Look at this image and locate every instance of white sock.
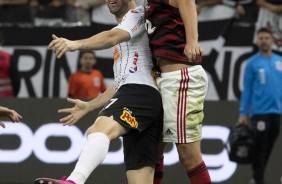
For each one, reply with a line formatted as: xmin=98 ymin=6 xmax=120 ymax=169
xmin=67 ymin=132 xmax=110 ymax=184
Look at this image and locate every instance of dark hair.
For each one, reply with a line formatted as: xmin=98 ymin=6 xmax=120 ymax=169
xmin=77 ymin=50 xmax=96 ymax=70
xmin=78 ymin=50 xmax=96 ymax=60
xmin=257 ymin=27 xmax=272 ymax=35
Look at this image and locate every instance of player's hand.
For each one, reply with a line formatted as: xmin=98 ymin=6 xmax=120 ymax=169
xmin=0 ymin=106 xmax=22 ymax=128
xmin=237 ymin=116 xmax=248 ymax=125
xmin=0 ymin=121 xmax=5 ymax=128
xmin=184 ymin=43 xmax=204 ymax=63
xmin=58 ymin=98 xmax=90 ymax=126
xmin=48 ymin=34 xmax=77 ymax=59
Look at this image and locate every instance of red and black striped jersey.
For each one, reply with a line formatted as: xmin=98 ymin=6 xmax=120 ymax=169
xmin=145 ymin=0 xmax=195 ymax=64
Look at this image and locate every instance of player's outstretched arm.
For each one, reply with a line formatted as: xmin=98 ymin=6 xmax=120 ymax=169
xmin=48 ymin=34 xmax=78 ymax=59
xmin=49 ymin=28 xmax=130 ymax=59
xmin=58 ymin=86 xmax=115 ymax=126
xmin=0 ymin=106 xmax=22 ymax=128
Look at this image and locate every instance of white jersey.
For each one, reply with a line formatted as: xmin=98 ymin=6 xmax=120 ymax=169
xmin=112 ymin=6 xmax=156 ymax=90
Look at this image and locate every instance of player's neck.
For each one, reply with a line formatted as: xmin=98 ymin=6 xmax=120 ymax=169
xmin=116 ymin=3 xmax=137 ymax=23
xmin=260 ymin=50 xmax=272 ymax=58
xmin=81 ymin=67 xmax=93 ymax=73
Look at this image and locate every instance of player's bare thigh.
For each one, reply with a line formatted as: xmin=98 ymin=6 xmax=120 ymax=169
xmin=126 ymin=166 xmax=155 ymax=184
xmin=86 ymin=115 xmax=129 ymax=140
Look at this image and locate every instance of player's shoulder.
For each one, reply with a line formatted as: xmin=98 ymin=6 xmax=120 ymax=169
xmin=126 ymin=6 xmax=144 ymax=16
xmin=131 ymin=6 xmax=144 ymax=13
xmin=272 ymin=52 xmax=282 ymax=60
xmin=71 ymin=70 xmax=86 ymax=77
xmin=92 ymin=69 xmax=103 ymax=76
xmin=248 ymin=53 xmax=260 ymax=63
xmin=121 ymin=6 xmax=144 ymax=24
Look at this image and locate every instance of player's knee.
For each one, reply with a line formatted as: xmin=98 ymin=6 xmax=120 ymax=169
xmin=177 ymin=143 xmax=203 ymax=170
xmin=86 ymin=126 xmax=95 ymax=136
xmin=127 ymin=166 xmax=154 ymax=184
xmin=180 ymin=156 xmax=202 ymax=170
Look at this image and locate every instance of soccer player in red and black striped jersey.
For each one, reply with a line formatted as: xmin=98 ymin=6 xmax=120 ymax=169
xmin=145 ymin=0 xmax=211 ymax=183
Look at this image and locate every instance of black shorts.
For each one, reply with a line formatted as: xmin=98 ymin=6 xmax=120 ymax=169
xmin=98 ymin=84 xmax=163 ymax=170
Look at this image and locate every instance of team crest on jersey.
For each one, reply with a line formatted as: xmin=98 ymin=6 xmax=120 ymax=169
xmin=120 ymin=108 xmax=138 ymax=128
xmin=275 ymin=61 xmax=282 ymax=71
xmin=129 ymin=52 xmax=138 ymax=73
xmin=114 ymin=47 xmax=120 ymax=62
xmin=92 ymin=77 xmax=101 ymax=87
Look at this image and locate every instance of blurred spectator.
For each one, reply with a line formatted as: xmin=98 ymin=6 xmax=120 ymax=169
xmin=0 ymin=0 xmax=32 ymax=25
xmin=0 ymin=31 xmax=14 ymax=97
xmin=256 ymin=0 xmax=282 ymax=51
xmin=68 ymin=50 xmax=107 ymax=99
xmin=257 ymin=0 xmax=282 ymax=12
xmin=70 ymin=0 xmax=116 ymax=25
xmin=31 ymin=0 xmax=93 ymax=26
xmin=238 ymin=27 xmax=282 ymax=184
xmin=31 ymin=0 xmax=68 ymax=26
xmin=65 ymin=0 xmax=91 ymax=25
xmin=89 ymin=0 xmax=116 ymax=25
xmin=196 ymin=0 xmax=258 ymax=24
xmin=196 ymin=0 xmax=222 ymax=14
xmin=222 ymin=0 xmax=258 ymax=26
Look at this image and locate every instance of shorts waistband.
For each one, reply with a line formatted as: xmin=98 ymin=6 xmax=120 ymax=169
xmin=160 ymin=65 xmax=203 ymax=77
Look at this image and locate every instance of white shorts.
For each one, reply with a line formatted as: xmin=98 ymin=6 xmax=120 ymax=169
xmin=157 ymin=65 xmax=208 ymax=143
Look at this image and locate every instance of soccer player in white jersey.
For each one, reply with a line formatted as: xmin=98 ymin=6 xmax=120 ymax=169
xmin=34 ymin=0 xmax=162 ymax=184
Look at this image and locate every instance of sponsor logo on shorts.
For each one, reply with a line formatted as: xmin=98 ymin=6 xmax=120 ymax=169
xmin=120 ymin=109 xmax=138 ymax=128
xmin=165 ymin=129 xmax=173 ymax=135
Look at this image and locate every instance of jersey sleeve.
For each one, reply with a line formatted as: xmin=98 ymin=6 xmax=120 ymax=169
xmin=114 ymin=7 xmax=145 ymax=39
xmin=239 ymin=60 xmax=253 ymax=116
